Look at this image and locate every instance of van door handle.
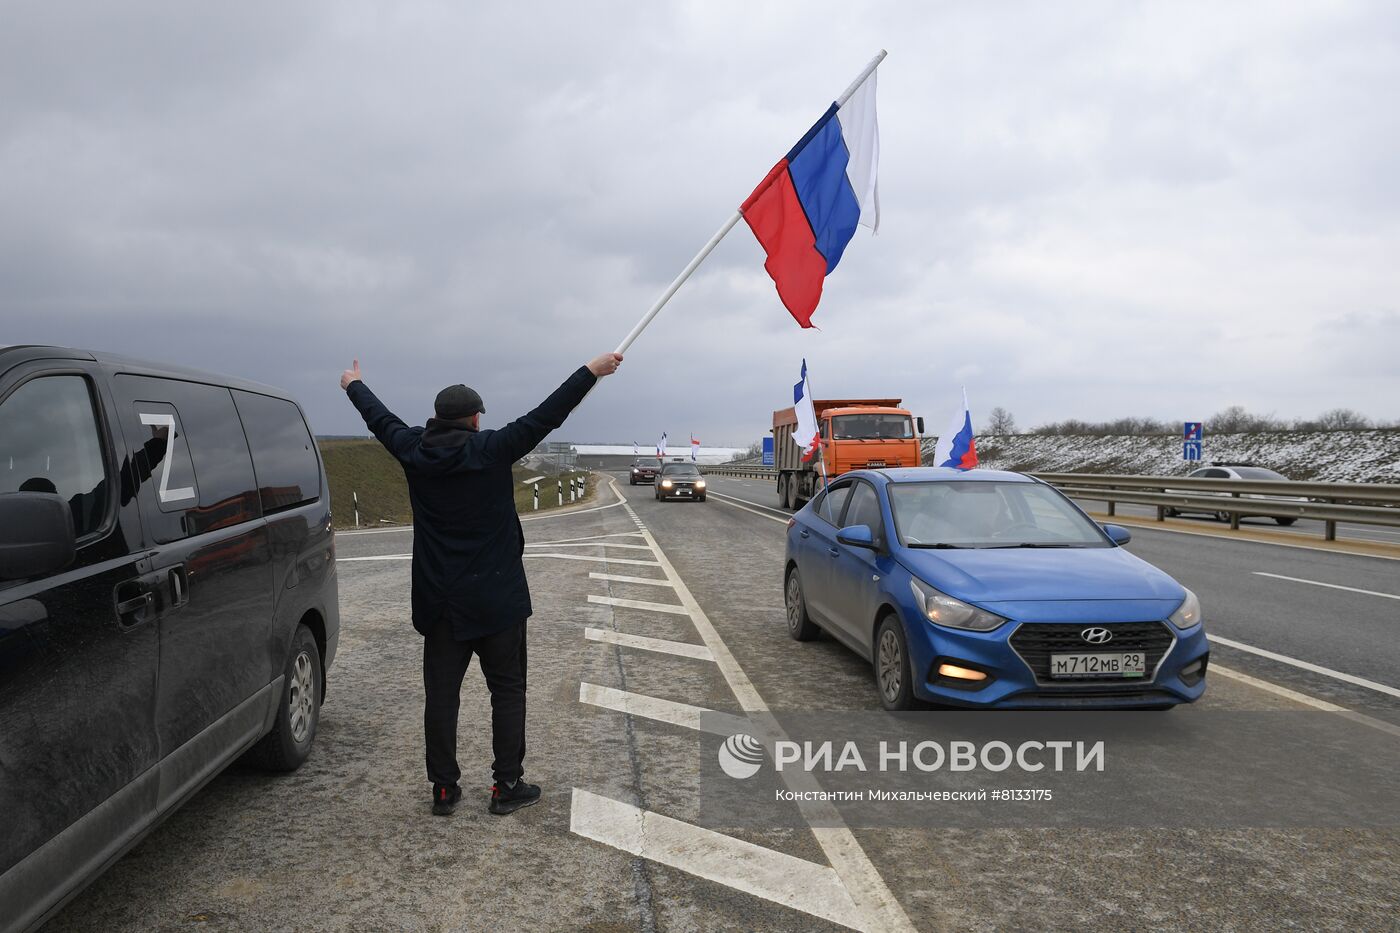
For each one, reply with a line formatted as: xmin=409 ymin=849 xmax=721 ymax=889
xmin=114 ymin=586 xmax=154 ymax=626
xmin=168 ymin=565 xmax=189 ymax=609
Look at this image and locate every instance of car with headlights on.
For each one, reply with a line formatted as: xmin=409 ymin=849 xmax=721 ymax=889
xmin=629 ymin=457 xmax=662 ymax=485
xmin=655 ymin=462 xmax=707 ymax=502
xmin=783 ymin=468 xmax=1208 ymax=710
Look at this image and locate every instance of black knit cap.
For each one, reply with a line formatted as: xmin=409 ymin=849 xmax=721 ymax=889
xmin=434 ymin=384 xmax=484 ymax=419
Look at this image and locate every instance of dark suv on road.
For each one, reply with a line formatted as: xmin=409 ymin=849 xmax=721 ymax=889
xmin=630 ymin=457 xmax=662 ymax=485
xmin=0 ymin=346 xmax=340 ymax=932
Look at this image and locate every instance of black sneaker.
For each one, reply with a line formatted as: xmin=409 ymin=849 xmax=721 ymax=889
xmin=489 ymin=779 xmax=541 ymax=815
xmin=431 ymin=783 xmax=462 ymax=816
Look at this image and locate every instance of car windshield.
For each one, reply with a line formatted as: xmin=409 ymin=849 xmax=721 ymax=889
xmin=636 ymin=459 xmax=661 ymax=468
xmin=1230 ymin=467 xmax=1287 ymax=481
xmin=888 ymin=481 xmax=1110 ymax=548
xmin=831 ymin=414 xmax=913 ymax=440
xmin=662 ymin=464 xmax=700 ymax=476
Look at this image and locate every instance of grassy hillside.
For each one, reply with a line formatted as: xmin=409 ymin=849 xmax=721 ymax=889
xmin=318 ymin=439 xmax=594 ymax=527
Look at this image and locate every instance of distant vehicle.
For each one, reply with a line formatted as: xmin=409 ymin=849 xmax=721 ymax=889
xmin=0 ymin=346 xmax=339 ymax=931
xmin=1166 ymin=464 xmax=1306 ymax=526
xmin=630 ymin=457 xmax=662 ymax=485
xmin=655 ymin=462 xmax=707 ymax=502
xmin=784 ymin=468 xmax=1208 ymax=711
xmin=772 ymin=398 xmax=924 ymax=510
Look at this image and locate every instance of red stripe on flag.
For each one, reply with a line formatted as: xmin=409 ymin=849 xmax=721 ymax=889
xmin=741 ymin=160 xmax=828 ymax=328
xmin=958 ymin=438 xmax=979 ymax=470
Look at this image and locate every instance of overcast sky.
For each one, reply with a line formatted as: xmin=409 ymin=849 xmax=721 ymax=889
xmin=4 ymin=1 xmax=1397 ymax=443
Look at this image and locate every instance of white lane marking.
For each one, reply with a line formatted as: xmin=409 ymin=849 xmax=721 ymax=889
xmin=589 ymin=572 xmax=675 ymax=588
xmin=523 ymin=542 xmax=653 ymax=551
xmin=336 ymin=526 xmax=412 ymax=537
xmin=1081 ymin=514 xmax=1400 ymax=563
xmin=521 ymin=486 xmax=625 ymax=522
xmin=521 ymin=475 xmax=546 ymax=484
xmin=578 ymin=683 xmax=745 ymax=735
xmin=619 ymin=499 xmax=916 ymax=933
xmin=530 ymin=532 xmax=646 ymax=546
xmin=336 ymin=554 xmax=411 ymax=562
xmin=1210 ymin=665 xmax=1400 ymax=738
xmin=1252 ymin=571 xmax=1400 ymax=601
xmin=585 ymin=628 xmax=714 ymax=661
xmin=707 ymin=491 xmax=790 ymax=525
xmin=587 ymin=594 xmax=689 ymax=616
xmin=570 ymin=789 xmax=866 ymax=933
xmin=523 ymin=553 xmax=661 ymax=567
xmin=1209 ymin=663 xmax=1345 ymax=711
xmin=1209 ymin=634 xmax=1400 ymax=700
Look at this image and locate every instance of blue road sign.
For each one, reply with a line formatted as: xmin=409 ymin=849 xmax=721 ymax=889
xmin=1184 ymin=422 xmax=1203 ymax=441
xmin=1184 ymin=440 xmax=1203 ymax=461
xmin=762 ymin=437 xmax=775 ymax=466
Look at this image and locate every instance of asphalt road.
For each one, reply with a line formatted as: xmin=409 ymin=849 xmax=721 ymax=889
xmin=47 ymin=474 xmax=1399 ymax=932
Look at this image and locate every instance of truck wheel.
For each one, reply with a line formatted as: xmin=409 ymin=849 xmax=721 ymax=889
xmin=785 ymin=568 xmax=820 ymax=641
xmin=777 ymin=473 xmax=790 ymax=510
xmin=247 ymin=624 xmax=321 ymax=772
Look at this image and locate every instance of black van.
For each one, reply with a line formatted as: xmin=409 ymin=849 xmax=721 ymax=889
xmin=0 ymin=346 xmax=339 ymax=931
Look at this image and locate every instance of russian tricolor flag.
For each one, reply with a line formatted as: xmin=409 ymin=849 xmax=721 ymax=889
xmin=933 ymin=389 xmax=979 ymax=471
xmin=741 ymin=69 xmax=880 ymax=328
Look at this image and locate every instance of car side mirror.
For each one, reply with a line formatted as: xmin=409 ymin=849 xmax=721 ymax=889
xmin=0 ymin=492 xmax=77 ymax=580
xmin=836 ymin=524 xmax=877 ymax=549
xmin=1101 ymin=523 xmax=1132 ymax=546
xmin=916 ymin=416 xmax=925 ymax=435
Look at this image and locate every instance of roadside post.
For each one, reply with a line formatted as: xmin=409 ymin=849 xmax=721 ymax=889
xmin=558 ymin=479 xmax=563 ymax=506
xmin=580 ymin=475 xmax=586 ymax=498
xmin=353 ymin=491 xmax=360 ymax=528
xmin=533 ymin=482 xmax=539 ymax=511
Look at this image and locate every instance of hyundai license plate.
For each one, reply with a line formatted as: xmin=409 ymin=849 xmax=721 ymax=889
xmin=1049 ymin=652 xmax=1146 ymax=678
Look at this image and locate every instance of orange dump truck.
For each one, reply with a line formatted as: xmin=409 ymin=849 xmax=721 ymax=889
xmin=771 ymin=399 xmax=925 ymax=509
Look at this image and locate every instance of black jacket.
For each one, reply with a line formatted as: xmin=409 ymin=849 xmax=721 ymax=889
xmin=347 ymin=366 xmax=597 ymax=638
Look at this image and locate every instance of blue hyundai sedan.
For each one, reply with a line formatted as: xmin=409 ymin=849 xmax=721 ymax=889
xmin=783 ymin=468 xmax=1209 ymax=710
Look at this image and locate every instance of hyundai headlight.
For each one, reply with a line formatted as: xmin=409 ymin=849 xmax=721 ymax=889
xmin=1168 ymin=588 xmax=1202 ymax=630
xmin=909 ymin=578 xmax=1006 ymax=632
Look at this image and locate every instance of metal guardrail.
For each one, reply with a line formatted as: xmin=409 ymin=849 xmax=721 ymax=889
xmin=1032 ymin=473 xmax=1400 ymax=541
xmin=701 ymin=466 xmax=1400 ymax=541
xmin=702 ymin=465 xmax=778 ymax=479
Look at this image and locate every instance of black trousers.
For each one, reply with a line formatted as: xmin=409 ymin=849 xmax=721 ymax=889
xmin=422 ymin=614 xmax=527 ymax=787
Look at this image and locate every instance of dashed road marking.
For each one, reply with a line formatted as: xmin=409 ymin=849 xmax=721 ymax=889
xmin=578 ymin=682 xmax=745 ymax=735
xmin=1253 ymin=571 xmax=1400 ymax=601
xmin=589 ymin=571 xmax=675 ymax=588
xmin=524 ymin=542 xmax=654 ymax=550
xmin=1211 ymin=664 xmax=1400 ymax=737
xmin=531 ymin=532 xmax=647 ymax=546
xmin=336 ymin=554 xmax=411 ymax=562
xmin=587 ymin=594 xmax=690 ymax=616
xmin=523 ymin=553 xmax=661 ymax=567
xmin=706 ymin=490 xmax=790 ymax=524
xmin=585 ymin=628 xmax=714 ymax=661
xmin=1209 ymin=634 xmax=1400 ymax=700
xmin=569 ymin=789 xmax=867 ymax=933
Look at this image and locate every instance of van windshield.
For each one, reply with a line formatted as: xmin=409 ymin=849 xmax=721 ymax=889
xmin=832 ymin=414 xmax=913 ymax=440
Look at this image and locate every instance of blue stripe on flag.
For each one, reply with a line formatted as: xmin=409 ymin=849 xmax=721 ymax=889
xmin=786 ymin=109 xmax=861 ymax=274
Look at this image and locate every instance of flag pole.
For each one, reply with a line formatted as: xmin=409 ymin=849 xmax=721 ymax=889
xmin=614 ymin=210 xmax=743 ymax=355
xmin=612 ymin=49 xmax=888 ymax=355
xmin=803 ymin=365 xmax=832 ymax=494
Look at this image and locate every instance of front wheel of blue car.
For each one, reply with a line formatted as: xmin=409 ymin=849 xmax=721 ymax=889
xmin=875 ymin=614 xmax=916 ymax=711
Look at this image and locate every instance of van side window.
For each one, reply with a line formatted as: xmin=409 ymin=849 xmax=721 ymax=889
xmin=115 ymin=376 xmax=262 ymax=542
xmin=0 ymin=375 xmax=109 ymax=539
xmin=233 ymin=391 xmax=321 ymax=513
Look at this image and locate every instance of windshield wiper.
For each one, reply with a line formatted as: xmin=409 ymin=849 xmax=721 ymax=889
xmin=908 ymin=542 xmax=969 ymax=549
xmin=982 ymin=543 xmax=1082 ymax=549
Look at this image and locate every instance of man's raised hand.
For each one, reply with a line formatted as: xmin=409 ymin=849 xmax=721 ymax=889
xmin=587 ymin=352 xmax=624 ymax=378
xmin=340 ymin=359 xmax=362 ymax=390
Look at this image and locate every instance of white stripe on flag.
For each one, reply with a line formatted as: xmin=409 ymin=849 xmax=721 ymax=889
xmin=837 ymin=69 xmax=880 ymax=232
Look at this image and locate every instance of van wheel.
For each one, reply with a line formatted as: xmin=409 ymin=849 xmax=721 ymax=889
xmin=1215 ymin=511 xmax=1230 ymax=523
xmin=875 ymin=615 xmax=917 ymax=711
xmin=785 ymin=568 xmax=820 ymax=641
xmin=248 ymin=624 xmax=321 ymax=772
xmin=1275 ymin=517 xmax=1296 ymax=526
